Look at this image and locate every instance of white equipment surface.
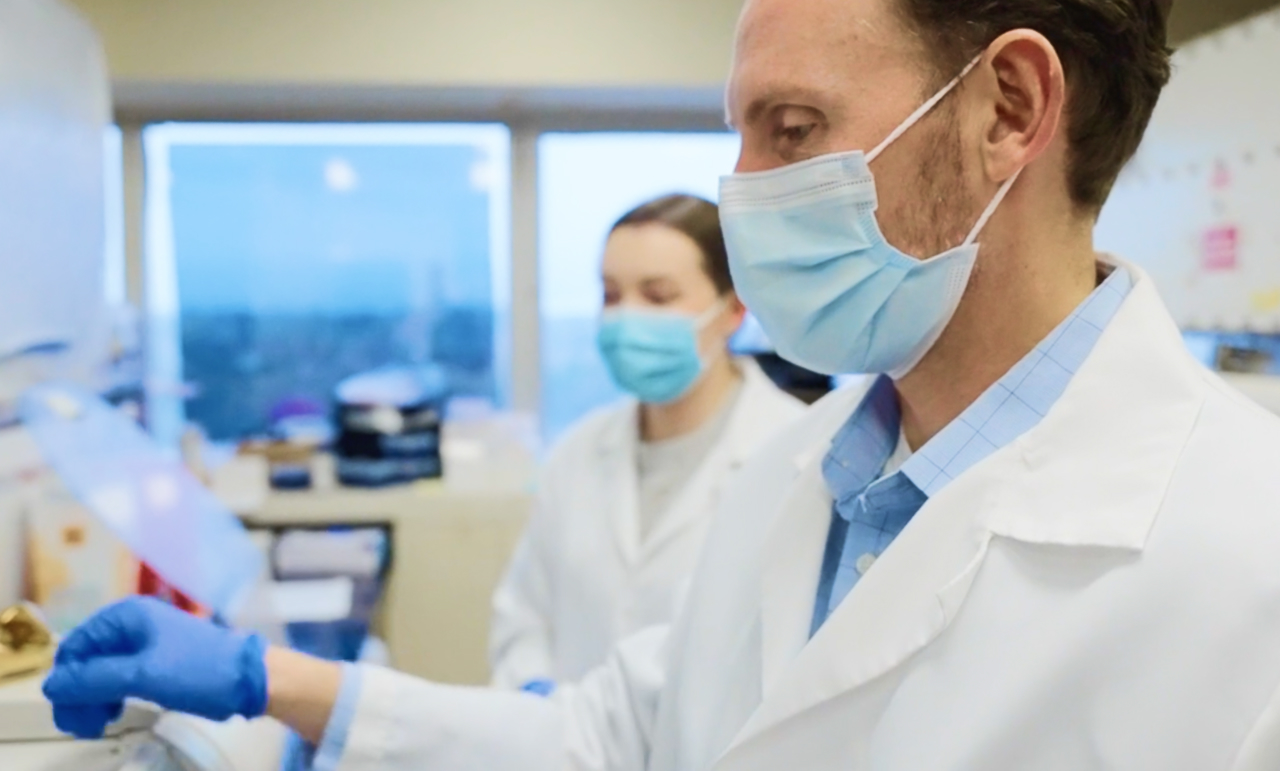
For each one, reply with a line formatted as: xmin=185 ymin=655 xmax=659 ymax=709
xmin=0 ymin=0 xmax=110 ymax=388
xmin=1096 ymin=8 xmax=1280 ymax=332
xmin=0 ymin=675 xmax=288 ymax=771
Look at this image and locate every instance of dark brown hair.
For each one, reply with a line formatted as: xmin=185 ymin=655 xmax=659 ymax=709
xmin=611 ymin=194 xmax=734 ymax=295
xmin=896 ymin=0 xmax=1174 ymax=212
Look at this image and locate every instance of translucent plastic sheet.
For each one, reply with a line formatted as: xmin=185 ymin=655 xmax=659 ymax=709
xmin=20 ymin=384 xmax=264 ymax=618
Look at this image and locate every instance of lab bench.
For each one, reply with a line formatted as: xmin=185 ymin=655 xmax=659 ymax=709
xmin=235 ymin=482 xmax=531 ymax=686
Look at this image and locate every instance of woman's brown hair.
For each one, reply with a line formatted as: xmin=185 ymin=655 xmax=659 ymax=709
xmin=610 ymin=194 xmax=734 ymax=295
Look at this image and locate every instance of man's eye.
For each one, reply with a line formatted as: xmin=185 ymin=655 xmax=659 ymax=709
xmin=778 ymin=124 xmax=816 ymax=144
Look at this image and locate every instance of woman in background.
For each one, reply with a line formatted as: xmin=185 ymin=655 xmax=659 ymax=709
xmin=489 ymin=194 xmax=805 ymax=693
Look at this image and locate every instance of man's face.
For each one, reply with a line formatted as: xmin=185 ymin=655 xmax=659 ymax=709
xmin=727 ymin=0 xmax=981 ymax=258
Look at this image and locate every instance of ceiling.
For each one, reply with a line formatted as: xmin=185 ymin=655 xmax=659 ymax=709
xmin=1169 ymin=0 xmax=1279 ymax=42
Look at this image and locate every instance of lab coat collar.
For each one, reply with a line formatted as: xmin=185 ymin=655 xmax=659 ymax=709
xmin=593 ymin=357 xmax=775 ymax=461
xmin=595 ymin=358 xmax=784 ymax=565
xmin=595 ymin=397 xmax=642 ymax=566
xmin=595 ymin=397 xmax=640 ymax=455
xmin=979 ymin=261 xmax=1206 ymax=551
xmin=640 ymin=359 xmax=787 ymax=557
xmin=714 ymin=358 xmax=790 ymax=469
xmin=736 ymin=262 xmax=1208 ymax=755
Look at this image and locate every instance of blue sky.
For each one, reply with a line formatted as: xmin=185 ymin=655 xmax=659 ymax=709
xmin=169 ymin=142 xmax=495 ymax=314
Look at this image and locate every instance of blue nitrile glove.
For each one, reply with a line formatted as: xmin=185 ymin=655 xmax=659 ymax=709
xmin=42 ymin=597 xmax=268 ymax=739
xmin=521 ymin=678 xmax=557 ymax=697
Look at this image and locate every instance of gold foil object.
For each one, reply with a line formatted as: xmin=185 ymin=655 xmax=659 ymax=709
xmin=0 ymin=604 xmax=56 ymax=682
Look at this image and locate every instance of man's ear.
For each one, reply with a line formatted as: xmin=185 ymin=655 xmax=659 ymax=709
xmin=717 ymin=292 xmax=748 ymax=337
xmin=978 ymin=29 xmax=1066 ymax=182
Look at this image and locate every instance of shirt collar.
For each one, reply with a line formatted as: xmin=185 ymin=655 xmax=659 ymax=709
xmin=823 ymin=265 xmax=1135 ymax=507
xmin=822 ymin=376 xmax=900 ymax=507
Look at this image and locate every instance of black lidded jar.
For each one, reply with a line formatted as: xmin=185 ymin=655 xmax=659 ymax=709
xmin=333 ymin=367 xmax=447 ymax=488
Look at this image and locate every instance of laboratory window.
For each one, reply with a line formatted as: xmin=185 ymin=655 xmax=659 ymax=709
xmin=537 ymin=132 xmax=741 ymax=440
xmin=143 ymin=123 xmax=511 ymax=444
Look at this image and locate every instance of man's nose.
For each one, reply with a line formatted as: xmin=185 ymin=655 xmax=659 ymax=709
xmin=734 ymin=145 xmax=776 ymax=174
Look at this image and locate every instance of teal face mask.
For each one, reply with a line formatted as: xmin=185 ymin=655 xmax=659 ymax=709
xmin=597 ymin=302 xmax=725 ymax=404
xmin=719 ymin=57 xmax=1019 ymax=378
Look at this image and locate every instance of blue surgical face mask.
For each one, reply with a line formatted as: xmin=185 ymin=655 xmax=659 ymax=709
xmin=719 ymin=58 xmax=1020 ymax=378
xmin=597 ymin=301 xmax=726 ymax=405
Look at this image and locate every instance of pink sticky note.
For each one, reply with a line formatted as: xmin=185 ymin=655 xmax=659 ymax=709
xmin=1202 ymin=225 xmax=1239 ymax=271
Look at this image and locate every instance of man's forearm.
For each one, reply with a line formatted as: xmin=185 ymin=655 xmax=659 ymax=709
xmin=264 ymin=646 xmax=343 ymax=745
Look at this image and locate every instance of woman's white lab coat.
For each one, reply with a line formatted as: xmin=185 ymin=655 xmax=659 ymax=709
xmin=325 ymin=263 xmax=1280 ymax=771
xmin=489 ymin=359 xmax=805 ymax=688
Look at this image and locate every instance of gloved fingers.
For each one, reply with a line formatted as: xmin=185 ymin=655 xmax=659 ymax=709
xmin=520 ymin=679 xmax=557 ymax=697
xmin=56 ymin=598 xmax=155 ymax=663
xmin=43 ymin=655 xmax=143 ymax=706
xmin=51 ymin=703 xmax=123 ymax=740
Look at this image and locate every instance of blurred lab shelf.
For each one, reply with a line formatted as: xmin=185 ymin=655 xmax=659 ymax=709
xmin=233 ymin=480 xmax=531 ymax=686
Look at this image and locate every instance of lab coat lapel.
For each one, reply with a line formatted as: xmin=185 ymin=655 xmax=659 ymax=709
xmin=757 ymin=449 xmax=832 ymax=691
xmin=742 ymin=448 xmax=1000 ymax=749
xmin=597 ymin=401 xmax=642 ymax=567
xmin=757 ymin=386 xmax=870 ymax=691
xmin=980 ymin=270 xmax=1206 ymax=550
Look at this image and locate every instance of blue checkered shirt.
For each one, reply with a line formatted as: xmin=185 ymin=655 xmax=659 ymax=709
xmin=811 ymin=266 xmax=1133 ymax=635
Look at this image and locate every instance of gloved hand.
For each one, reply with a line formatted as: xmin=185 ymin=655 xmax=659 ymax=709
xmin=521 ymin=678 xmax=557 ymax=697
xmin=42 ymin=596 xmax=268 ymax=739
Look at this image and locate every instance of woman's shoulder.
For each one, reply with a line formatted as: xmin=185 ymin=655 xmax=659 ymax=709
xmin=738 ymin=358 xmax=809 ymax=419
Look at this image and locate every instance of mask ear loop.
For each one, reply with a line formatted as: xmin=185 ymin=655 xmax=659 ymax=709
xmin=694 ymin=297 xmax=731 ymax=330
xmin=963 ymin=168 xmax=1022 ymax=246
xmin=691 ymin=297 xmax=736 ymax=376
xmin=867 ymin=56 xmax=983 ymax=164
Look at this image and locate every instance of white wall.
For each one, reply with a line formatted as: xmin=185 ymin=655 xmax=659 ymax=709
xmin=0 ymin=0 xmax=109 ymax=374
xmin=65 ymin=0 xmax=1280 ymax=92
xmin=65 ymin=0 xmax=746 ymax=88
xmin=1096 ymin=7 xmax=1280 ymax=332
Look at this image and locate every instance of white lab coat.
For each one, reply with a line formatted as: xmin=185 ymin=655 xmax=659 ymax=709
xmin=490 ymin=359 xmax=805 ymax=688
xmin=329 ymin=262 xmax=1280 ymax=771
